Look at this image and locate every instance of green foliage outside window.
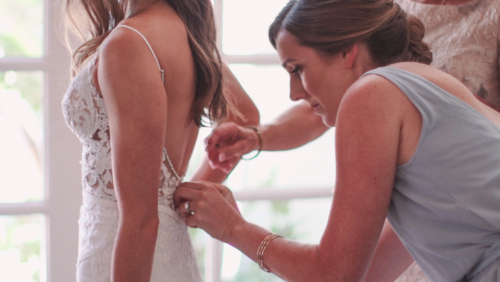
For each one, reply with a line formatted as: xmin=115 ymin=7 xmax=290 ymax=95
xmin=0 ymin=0 xmax=43 ymax=58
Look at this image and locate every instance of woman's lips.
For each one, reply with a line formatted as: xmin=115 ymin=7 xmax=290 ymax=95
xmin=313 ymin=104 xmax=320 ymax=114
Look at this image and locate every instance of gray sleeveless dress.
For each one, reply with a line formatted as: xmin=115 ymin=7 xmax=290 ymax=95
xmin=363 ymin=67 xmax=500 ymax=282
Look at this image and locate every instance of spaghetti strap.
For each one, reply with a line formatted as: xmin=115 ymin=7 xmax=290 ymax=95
xmin=116 ymin=24 xmax=165 ymax=82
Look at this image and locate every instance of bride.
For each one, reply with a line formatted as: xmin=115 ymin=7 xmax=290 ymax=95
xmin=61 ymin=0 xmax=258 ymax=281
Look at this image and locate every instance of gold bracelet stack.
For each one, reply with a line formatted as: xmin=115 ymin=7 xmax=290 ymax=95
xmin=241 ymin=126 xmax=263 ymax=160
xmin=257 ymin=233 xmax=282 ymax=272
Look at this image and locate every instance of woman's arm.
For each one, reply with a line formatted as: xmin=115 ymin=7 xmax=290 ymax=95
xmin=364 ymin=220 xmax=415 ymax=282
xmin=190 ymin=64 xmax=260 ymax=183
xmin=258 ymin=101 xmax=329 ymax=151
xmin=204 ymin=101 xmax=329 ymax=173
xmin=175 ymin=76 xmax=406 ymax=281
xmin=98 ymin=29 xmax=167 ymax=282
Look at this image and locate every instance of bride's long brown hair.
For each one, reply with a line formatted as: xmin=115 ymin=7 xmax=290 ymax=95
xmin=64 ymin=0 xmax=230 ymax=126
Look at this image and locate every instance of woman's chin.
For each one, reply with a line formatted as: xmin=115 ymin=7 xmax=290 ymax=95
xmin=322 ymin=116 xmax=335 ymax=128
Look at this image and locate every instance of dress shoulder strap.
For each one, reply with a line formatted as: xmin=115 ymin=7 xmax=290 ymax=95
xmin=116 ymin=25 xmax=165 ymax=82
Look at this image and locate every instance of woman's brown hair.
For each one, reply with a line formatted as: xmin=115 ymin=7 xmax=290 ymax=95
xmin=64 ymin=0 xmax=229 ymax=126
xmin=269 ymin=0 xmax=432 ymax=66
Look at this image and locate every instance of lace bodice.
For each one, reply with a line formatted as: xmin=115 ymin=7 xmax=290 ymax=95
xmin=396 ymin=0 xmax=500 ymax=108
xmin=62 ymin=55 xmax=181 ymax=209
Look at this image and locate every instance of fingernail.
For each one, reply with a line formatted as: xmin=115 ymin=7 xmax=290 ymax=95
xmin=219 ymin=153 xmax=226 ymax=162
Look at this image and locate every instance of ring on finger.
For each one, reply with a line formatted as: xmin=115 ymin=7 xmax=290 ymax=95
xmin=185 ymin=201 xmax=194 ymax=215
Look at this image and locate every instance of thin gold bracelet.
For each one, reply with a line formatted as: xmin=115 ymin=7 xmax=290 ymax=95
xmin=241 ymin=126 xmax=263 ymax=160
xmin=257 ymin=233 xmax=283 ymax=272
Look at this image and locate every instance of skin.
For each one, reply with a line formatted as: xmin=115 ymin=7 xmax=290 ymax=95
xmin=204 ymin=101 xmax=327 ymax=173
xmin=191 ymin=64 xmax=260 ymax=182
xmin=174 ymin=29 xmax=500 ymax=281
xmin=94 ymin=0 xmax=258 ymax=281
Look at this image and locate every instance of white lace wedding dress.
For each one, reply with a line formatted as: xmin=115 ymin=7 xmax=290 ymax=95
xmin=62 ymin=25 xmax=202 ymax=282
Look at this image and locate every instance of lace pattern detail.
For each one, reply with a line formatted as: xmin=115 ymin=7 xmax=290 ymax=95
xmin=76 ymin=200 xmax=118 ymax=281
xmin=395 ymin=261 xmax=429 ymax=282
xmin=76 ymin=195 xmax=202 ymax=281
xmin=62 ymin=56 xmax=181 ymax=209
xmin=396 ymin=0 xmax=500 ymax=108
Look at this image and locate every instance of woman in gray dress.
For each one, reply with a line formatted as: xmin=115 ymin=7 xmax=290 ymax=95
xmin=175 ymin=0 xmax=500 ymax=281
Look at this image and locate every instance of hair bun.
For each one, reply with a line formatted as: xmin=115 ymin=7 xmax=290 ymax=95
xmin=407 ymin=15 xmax=432 ymax=64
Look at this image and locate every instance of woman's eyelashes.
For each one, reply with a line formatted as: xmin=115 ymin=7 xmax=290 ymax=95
xmin=289 ymin=66 xmax=302 ymax=75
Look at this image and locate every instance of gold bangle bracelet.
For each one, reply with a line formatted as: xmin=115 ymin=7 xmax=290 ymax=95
xmin=241 ymin=126 xmax=263 ymax=160
xmin=256 ymin=233 xmax=282 ymax=273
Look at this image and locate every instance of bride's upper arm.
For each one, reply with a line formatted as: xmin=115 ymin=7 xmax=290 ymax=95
xmin=98 ymin=30 xmax=168 ymax=216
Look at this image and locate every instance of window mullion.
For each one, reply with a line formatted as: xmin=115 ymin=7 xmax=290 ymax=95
xmin=234 ymin=187 xmax=333 ymax=202
xmin=0 ymin=59 xmax=48 ymax=71
xmin=0 ymin=202 xmax=48 ymax=215
xmin=214 ymin=0 xmax=223 ymax=52
xmin=45 ymin=0 xmax=82 ymax=281
xmin=223 ymin=54 xmax=281 ymax=65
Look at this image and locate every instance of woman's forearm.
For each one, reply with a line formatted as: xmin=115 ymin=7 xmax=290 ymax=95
xmin=191 ymin=63 xmax=260 ymax=182
xmin=258 ymin=102 xmax=329 ymax=151
xmin=190 ymin=156 xmax=230 ymax=183
xmin=226 ymin=220 xmax=330 ymax=282
xmin=112 ymin=217 xmax=159 ymax=281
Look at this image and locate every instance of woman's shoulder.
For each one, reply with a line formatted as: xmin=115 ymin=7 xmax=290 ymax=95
xmin=344 ymin=64 xmax=446 ymax=113
xmin=99 ymin=25 xmax=149 ymax=63
xmin=342 ymin=67 xmax=413 ymax=115
xmin=120 ymin=5 xmax=188 ymax=41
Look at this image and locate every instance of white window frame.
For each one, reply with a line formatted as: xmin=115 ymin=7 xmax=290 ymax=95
xmin=0 ymin=0 xmax=82 ymax=281
xmin=203 ymin=2 xmax=333 ymax=281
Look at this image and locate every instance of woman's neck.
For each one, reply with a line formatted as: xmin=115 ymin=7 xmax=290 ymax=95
xmin=126 ymin=0 xmax=160 ymax=18
xmin=411 ymin=0 xmax=476 ymax=5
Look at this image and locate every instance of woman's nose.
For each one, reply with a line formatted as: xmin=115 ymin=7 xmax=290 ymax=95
xmin=289 ymin=77 xmax=307 ymax=101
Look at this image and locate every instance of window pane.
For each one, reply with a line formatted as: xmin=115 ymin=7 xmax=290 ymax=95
xmin=0 ymin=71 xmax=44 ymax=203
xmin=222 ymin=0 xmax=290 ymax=55
xmin=226 ymin=64 xmax=336 ymax=191
xmin=221 ymin=198 xmax=331 ymax=281
xmin=0 ymin=214 xmax=46 ymax=282
xmin=0 ymin=0 xmax=44 ymax=58
xmin=188 ymin=228 xmax=210 ymax=277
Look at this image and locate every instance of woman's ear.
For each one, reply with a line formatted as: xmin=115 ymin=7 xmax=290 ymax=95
xmin=343 ymin=44 xmax=358 ymax=68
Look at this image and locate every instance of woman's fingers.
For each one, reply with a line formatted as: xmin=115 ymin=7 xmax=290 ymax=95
xmin=173 ymin=181 xmax=244 ymax=241
xmin=204 ymin=122 xmax=262 ymax=173
xmin=205 ymin=122 xmax=239 ymax=150
xmin=173 ymin=182 xmax=202 ymax=210
xmin=177 ymin=201 xmax=192 ymax=218
xmin=217 ymin=140 xmax=249 ymax=162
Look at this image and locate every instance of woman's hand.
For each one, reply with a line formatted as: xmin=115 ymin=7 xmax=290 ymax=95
xmin=174 ymin=181 xmax=244 ymax=242
xmin=205 ymin=122 xmax=261 ymax=173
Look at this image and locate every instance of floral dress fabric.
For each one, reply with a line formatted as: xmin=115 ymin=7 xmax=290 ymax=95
xmin=397 ymin=0 xmax=500 ymax=109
